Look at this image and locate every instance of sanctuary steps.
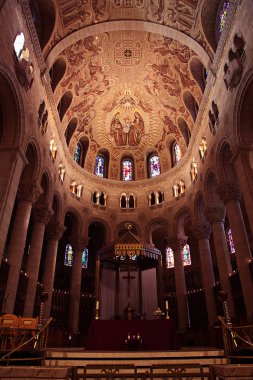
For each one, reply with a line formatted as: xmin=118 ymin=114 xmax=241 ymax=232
xmin=45 ymin=348 xmax=227 ymax=379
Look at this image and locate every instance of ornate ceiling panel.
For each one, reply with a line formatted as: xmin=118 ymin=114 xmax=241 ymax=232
xmin=57 ymin=31 xmax=202 ymax=178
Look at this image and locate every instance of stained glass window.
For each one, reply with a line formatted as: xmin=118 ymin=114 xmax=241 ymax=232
xmin=73 ymin=143 xmax=81 ymax=164
xmin=82 ymin=248 xmax=88 ymax=268
xmin=122 ymin=159 xmax=133 ymax=181
xmin=166 ymin=244 xmax=191 ymax=269
xmin=218 ymin=1 xmax=230 ymax=35
xmin=166 ymin=247 xmax=174 ymax=269
xmin=227 ymin=228 xmax=235 ymax=254
xmin=94 ymin=155 xmax=105 ymax=177
xmin=149 ymin=155 xmax=161 ymax=178
xmin=174 ymin=143 xmax=182 ymax=165
xmin=64 ymin=244 xmax=73 ymax=266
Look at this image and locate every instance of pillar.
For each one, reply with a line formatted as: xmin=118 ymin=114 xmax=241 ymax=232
xmin=191 ymin=223 xmax=217 ymax=326
xmin=217 ymin=181 xmax=253 ymax=320
xmin=4 ymin=182 xmax=42 ymax=313
xmin=205 ymin=203 xmax=235 ymax=319
xmin=41 ymin=223 xmax=66 ymax=320
xmin=23 ymin=205 xmax=53 ymax=316
xmin=168 ymin=235 xmax=188 ymax=332
xmin=0 ymin=147 xmax=27 ymax=263
xmin=69 ymin=237 xmax=87 ymax=334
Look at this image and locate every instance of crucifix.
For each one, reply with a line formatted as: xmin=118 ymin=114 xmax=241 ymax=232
xmin=122 ymin=270 xmax=135 ymax=298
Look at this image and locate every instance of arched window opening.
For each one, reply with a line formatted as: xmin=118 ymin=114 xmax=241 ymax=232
xmin=173 ymin=143 xmax=182 ymax=166
xmin=100 ymin=192 xmax=105 ymax=206
xmin=57 ymin=91 xmax=72 ymax=121
xmin=189 ymin=57 xmax=206 ymax=93
xmin=14 ymin=33 xmax=25 ymax=59
xmin=149 ymin=192 xmax=156 ymax=206
xmin=183 ymin=91 xmax=199 ymax=122
xmin=49 ymin=57 xmax=67 ymax=92
xmin=92 ymin=191 xmax=97 ymax=204
xmin=177 ymin=118 xmax=191 ymax=146
xmin=95 ymin=155 xmax=105 ymax=177
xmin=73 ymin=143 xmax=81 ymax=165
xmin=148 ymin=154 xmax=161 ymax=178
xmin=227 ymin=228 xmax=235 ymax=254
xmin=120 ymin=194 xmax=127 ymax=208
xmin=158 ymin=191 xmax=163 ymax=204
xmin=129 ymin=194 xmax=135 ymax=208
xmin=65 ymin=118 xmax=77 ymax=146
xmin=122 ymin=159 xmax=133 ymax=181
xmin=166 ymin=244 xmax=191 ymax=269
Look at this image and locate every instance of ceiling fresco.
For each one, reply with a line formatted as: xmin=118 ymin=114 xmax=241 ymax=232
xmin=56 ymin=30 xmax=203 ymax=179
xmin=46 ymin=0 xmax=212 ymax=58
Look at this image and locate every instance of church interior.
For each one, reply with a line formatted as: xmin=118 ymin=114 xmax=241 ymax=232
xmin=0 ymin=0 xmax=253 ymax=378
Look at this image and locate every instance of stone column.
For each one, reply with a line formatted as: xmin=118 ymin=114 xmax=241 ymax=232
xmin=191 ymin=223 xmax=217 ymax=326
xmin=4 ymin=182 xmax=42 ymax=313
xmin=168 ymin=235 xmax=188 ymax=332
xmin=0 ymin=147 xmax=27 ymax=263
xmin=69 ymin=238 xmax=87 ymax=334
xmin=217 ymin=181 xmax=253 ymax=320
xmin=41 ymin=222 xmax=66 ymax=320
xmin=23 ymin=205 xmax=53 ymax=316
xmin=205 ymin=203 xmax=235 ymax=319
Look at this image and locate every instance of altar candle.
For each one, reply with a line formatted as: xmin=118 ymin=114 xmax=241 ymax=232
xmin=96 ymin=300 xmax=99 ymax=310
xmin=165 ymin=300 xmax=168 ymax=310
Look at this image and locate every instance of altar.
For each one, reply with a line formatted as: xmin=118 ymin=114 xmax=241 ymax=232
xmin=85 ymin=319 xmax=180 ymax=351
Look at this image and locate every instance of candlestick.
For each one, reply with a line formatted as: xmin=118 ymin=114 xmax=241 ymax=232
xmin=165 ymin=300 xmax=168 ymax=310
xmin=96 ymin=300 xmax=99 ymax=310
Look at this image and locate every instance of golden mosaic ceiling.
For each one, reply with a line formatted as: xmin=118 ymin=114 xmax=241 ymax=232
xmin=44 ymin=0 xmax=213 ymax=179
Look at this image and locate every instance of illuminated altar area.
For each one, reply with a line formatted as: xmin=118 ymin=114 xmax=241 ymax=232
xmin=97 ymin=224 xmax=161 ymax=321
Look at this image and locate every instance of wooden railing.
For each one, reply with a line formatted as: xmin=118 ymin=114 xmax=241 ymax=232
xmin=0 ymin=317 xmax=52 ymax=365
xmin=219 ymin=316 xmax=253 ymax=363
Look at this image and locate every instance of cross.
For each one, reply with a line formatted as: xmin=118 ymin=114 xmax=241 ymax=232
xmin=122 ymin=270 xmax=135 ymax=298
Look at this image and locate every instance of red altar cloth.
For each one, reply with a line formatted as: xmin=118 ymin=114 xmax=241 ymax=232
xmin=85 ymin=319 xmax=180 ymax=351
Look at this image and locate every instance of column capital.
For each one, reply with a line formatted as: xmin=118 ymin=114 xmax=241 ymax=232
xmin=190 ymin=222 xmax=211 ymax=240
xmin=33 ymin=204 xmax=53 ymax=224
xmin=167 ymin=235 xmax=188 ymax=251
xmin=17 ymin=181 xmax=43 ymax=204
xmin=216 ymin=180 xmax=241 ymax=204
xmin=205 ymin=203 xmax=226 ymax=224
xmin=47 ymin=222 xmax=66 ymax=240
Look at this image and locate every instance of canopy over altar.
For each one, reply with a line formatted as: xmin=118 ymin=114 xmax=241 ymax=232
xmin=96 ymin=224 xmax=161 ymax=320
